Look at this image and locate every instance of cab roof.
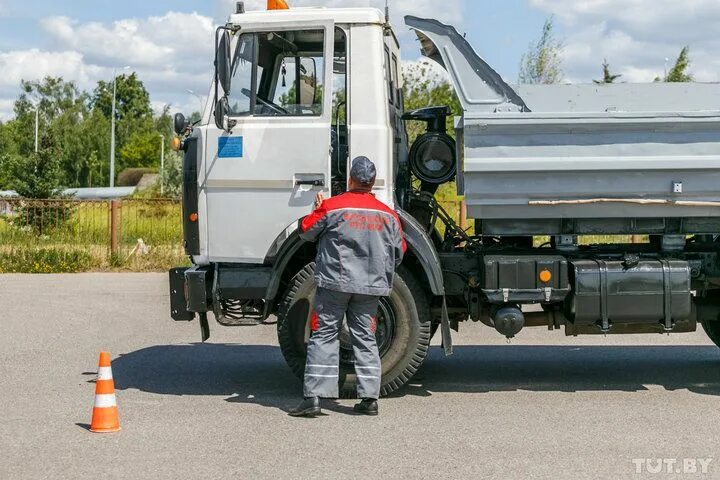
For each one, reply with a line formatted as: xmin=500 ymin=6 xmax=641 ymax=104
xmin=228 ymin=7 xmax=386 ymax=26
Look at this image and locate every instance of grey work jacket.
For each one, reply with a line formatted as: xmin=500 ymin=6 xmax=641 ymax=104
xmin=298 ymin=191 xmax=406 ymax=297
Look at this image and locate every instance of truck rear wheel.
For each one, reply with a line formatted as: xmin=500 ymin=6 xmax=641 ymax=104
xmin=276 ymin=263 xmax=432 ymax=397
xmin=702 ymin=319 xmax=720 ymax=348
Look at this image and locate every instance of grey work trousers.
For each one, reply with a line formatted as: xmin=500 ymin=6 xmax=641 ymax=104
xmin=303 ymin=287 xmax=382 ymax=399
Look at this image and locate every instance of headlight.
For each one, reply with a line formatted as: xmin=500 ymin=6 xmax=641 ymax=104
xmin=409 ymin=132 xmax=456 ymax=184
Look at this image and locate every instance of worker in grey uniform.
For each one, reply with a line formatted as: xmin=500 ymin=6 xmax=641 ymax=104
xmin=289 ymin=156 xmax=406 ymax=417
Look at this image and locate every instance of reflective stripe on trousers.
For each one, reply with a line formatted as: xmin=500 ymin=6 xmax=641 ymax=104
xmin=303 ymin=287 xmax=382 ymax=399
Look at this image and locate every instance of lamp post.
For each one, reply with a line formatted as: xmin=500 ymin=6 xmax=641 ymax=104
xmin=159 ymin=134 xmax=165 ymax=196
xmin=186 ymin=89 xmax=204 ymax=115
xmin=34 ymin=106 xmax=39 ymax=153
xmin=109 ymin=66 xmax=130 ymax=187
xmin=29 ymin=93 xmax=40 ymax=154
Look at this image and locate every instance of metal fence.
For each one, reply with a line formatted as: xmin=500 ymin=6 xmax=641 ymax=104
xmin=0 ymin=198 xmax=186 ymax=271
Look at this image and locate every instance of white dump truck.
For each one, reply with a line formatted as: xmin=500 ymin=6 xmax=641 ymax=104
xmin=169 ymin=3 xmax=720 ymax=396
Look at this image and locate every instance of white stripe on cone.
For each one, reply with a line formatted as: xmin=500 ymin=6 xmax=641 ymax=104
xmin=94 ymin=393 xmax=117 ymax=408
xmin=97 ymin=366 xmax=113 ymax=380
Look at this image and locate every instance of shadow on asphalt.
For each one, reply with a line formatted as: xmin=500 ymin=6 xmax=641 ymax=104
xmin=110 ymin=344 xmax=720 ymax=412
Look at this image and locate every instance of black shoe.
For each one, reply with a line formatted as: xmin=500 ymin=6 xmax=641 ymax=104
xmin=353 ymin=398 xmax=378 ymax=416
xmin=288 ymin=397 xmax=321 ymax=417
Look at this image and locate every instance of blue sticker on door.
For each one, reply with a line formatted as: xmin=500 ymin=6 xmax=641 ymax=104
xmin=218 ymin=136 xmax=243 ymax=158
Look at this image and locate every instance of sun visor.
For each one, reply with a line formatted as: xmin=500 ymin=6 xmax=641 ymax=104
xmin=405 ymin=16 xmax=529 ymax=113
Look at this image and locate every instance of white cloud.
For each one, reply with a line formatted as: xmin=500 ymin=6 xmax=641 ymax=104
xmin=0 ymin=49 xmax=92 ymax=91
xmin=41 ymin=12 xmax=214 ymax=70
xmin=0 ymin=11 xmax=217 ymax=120
xmin=0 ymin=49 xmax=106 ymax=119
xmin=529 ymin=0 xmax=720 ymax=83
xmin=0 ymin=99 xmax=14 ymax=121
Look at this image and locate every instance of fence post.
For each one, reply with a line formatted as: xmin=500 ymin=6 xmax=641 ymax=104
xmin=110 ymin=199 xmax=120 ymax=255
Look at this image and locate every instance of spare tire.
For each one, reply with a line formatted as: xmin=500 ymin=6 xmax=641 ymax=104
xmin=276 ymin=263 xmax=432 ymax=397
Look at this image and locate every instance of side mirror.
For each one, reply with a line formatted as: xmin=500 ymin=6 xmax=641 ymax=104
xmin=173 ymin=113 xmax=187 ymax=135
xmin=216 ymin=31 xmax=232 ymax=94
xmin=214 ymin=97 xmax=235 ymax=132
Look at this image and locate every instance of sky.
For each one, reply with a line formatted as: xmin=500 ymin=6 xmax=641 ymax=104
xmin=0 ymin=0 xmax=718 ymax=120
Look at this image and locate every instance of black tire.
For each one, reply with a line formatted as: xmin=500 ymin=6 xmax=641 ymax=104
xmin=702 ymin=319 xmax=720 ymax=348
xmin=276 ymin=263 xmax=432 ymax=397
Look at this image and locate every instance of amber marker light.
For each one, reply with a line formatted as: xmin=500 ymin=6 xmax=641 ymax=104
xmin=539 ymin=269 xmax=552 ymax=283
xmin=189 ymin=213 xmax=199 ymax=222
xmin=171 ymin=137 xmax=182 ymax=151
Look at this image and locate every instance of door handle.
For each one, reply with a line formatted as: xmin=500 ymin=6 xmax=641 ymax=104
xmin=294 ymin=174 xmax=325 ymax=187
xmin=295 ymin=179 xmax=325 ymax=187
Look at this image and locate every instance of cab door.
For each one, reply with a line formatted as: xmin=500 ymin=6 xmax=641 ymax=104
xmin=204 ymin=22 xmax=334 ymax=263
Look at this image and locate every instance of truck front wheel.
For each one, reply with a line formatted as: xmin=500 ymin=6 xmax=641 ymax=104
xmin=276 ymin=263 xmax=432 ymax=397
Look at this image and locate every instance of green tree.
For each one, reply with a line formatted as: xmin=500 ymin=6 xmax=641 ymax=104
xmin=10 ymin=77 xmax=81 ymax=157
xmin=7 ymin=130 xmax=64 ymax=198
xmin=0 ymin=72 xmax=176 ymax=192
xmin=155 ymin=151 xmax=183 ymax=198
xmin=76 ymin=109 xmax=111 ymax=187
xmin=14 ymin=77 xmax=79 ymax=121
xmin=402 ymin=62 xmax=461 ymax=143
xmin=9 ymin=77 xmax=99 ymax=187
xmin=665 ymin=46 xmax=693 ymax=82
xmin=86 ymin=151 xmax=102 ymax=188
xmin=119 ymin=130 xmax=162 ymax=171
xmin=92 ymin=72 xmax=154 ymax=150
xmin=0 ymin=121 xmax=15 ymax=188
xmin=188 ymin=111 xmax=202 ymax=124
xmin=92 ymin=72 xmax=152 ymax=121
xmin=519 ymin=17 xmax=564 ymax=84
xmin=594 ymin=59 xmax=622 ymax=84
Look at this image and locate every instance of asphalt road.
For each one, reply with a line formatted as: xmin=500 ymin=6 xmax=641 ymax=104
xmin=1 ymin=273 xmax=720 ymax=479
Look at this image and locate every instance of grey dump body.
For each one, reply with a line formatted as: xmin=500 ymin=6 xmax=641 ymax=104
xmin=406 ymin=16 xmax=720 ymax=235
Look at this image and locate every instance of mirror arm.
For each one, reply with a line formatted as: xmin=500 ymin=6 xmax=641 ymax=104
xmin=295 ymin=56 xmax=302 ymax=107
xmin=214 ymin=25 xmax=235 ymax=131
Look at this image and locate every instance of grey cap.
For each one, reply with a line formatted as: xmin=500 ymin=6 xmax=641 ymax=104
xmin=350 ymin=156 xmax=377 ymax=185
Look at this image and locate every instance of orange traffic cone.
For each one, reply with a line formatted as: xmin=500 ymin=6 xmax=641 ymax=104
xmin=89 ymin=352 xmax=121 ymax=433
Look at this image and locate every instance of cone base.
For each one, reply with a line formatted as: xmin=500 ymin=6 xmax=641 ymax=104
xmin=90 ymin=406 xmax=120 ymax=433
xmin=90 ymin=426 xmax=121 ymax=433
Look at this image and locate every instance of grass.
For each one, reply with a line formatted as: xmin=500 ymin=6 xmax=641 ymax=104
xmin=0 ymin=247 xmax=93 ymax=273
xmin=0 ymin=199 xmax=187 ymax=273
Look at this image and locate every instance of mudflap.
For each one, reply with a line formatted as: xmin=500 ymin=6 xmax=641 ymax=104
xmin=440 ymin=296 xmax=454 ymax=356
xmin=169 ymin=267 xmax=212 ymax=342
xmin=169 ymin=267 xmax=194 ymax=321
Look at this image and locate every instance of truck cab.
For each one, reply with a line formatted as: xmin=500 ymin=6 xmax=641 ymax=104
xmin=191 ymin=7 xmax=403 ymax=265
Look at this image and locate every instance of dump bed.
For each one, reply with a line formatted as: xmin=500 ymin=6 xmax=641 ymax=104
xmin=460 ymin=110 xmax=720 ymax=223
xmin=406 ymin=16 xmax=720 ymax=235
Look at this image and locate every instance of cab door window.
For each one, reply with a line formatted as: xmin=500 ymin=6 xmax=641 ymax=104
xmin=227 ymin=29 xmax=326 ymax=117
